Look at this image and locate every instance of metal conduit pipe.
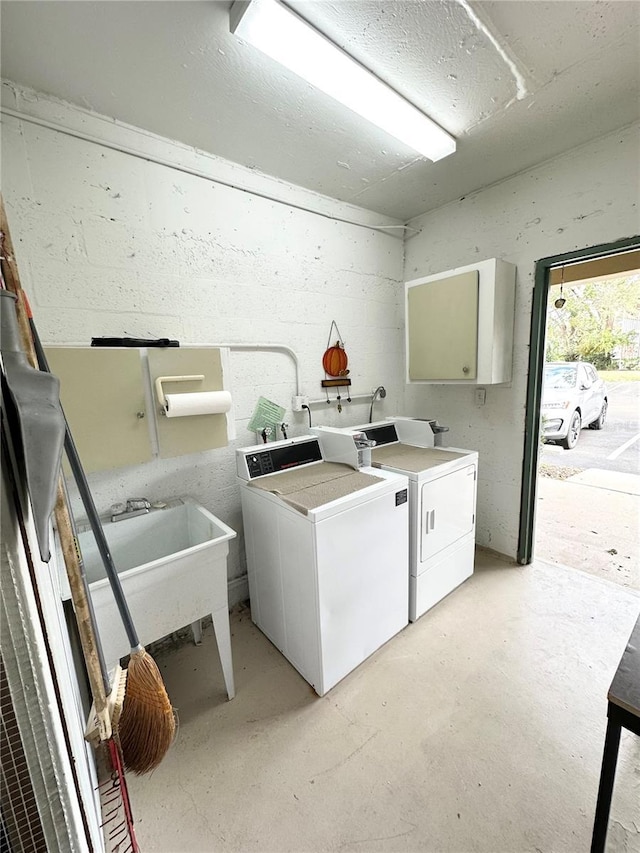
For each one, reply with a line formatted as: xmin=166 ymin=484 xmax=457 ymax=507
xmin=67 ymin=341 xmax=302 ymax=393
xmin=208 ymin=343 xmax=301 ymax=395
xmin=1 ymin=107 xmax=409 ymax=238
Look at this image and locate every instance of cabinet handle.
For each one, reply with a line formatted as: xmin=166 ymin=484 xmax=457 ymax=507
xmin=462 ymin=365 xmax=470 ymax=374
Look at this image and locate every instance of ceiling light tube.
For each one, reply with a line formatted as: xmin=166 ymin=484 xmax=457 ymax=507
xmin=230 ymin=0 xmax=456 ymax=162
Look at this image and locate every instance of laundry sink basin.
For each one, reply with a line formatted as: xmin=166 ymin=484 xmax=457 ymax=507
xmin=57 ymin=496 xmax=237 ymax=698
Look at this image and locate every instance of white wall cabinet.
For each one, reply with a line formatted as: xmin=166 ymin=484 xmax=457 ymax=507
xmin=405 ymin=257 xmax=516 ymax=384
xmin=45 ymin=345 xmax=233 ymax=473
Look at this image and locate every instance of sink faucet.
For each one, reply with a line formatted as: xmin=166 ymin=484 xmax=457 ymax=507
xmin=111 ymin=498 xmax=151 ymax=522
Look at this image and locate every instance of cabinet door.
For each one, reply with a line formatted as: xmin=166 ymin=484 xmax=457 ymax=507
xmin=407 ymin=270 xmax=478 ymax=380
xmin=420 ymin=464 xmax=476 ymax=564
xmin=148 ymin=347 xmax=228 ymax=458
xmin=45 ymin=347 xmax=152 ymax=473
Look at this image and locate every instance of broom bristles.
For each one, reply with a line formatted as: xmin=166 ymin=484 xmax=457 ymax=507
xmin=116 ymin=648 xmax=176 ymax=775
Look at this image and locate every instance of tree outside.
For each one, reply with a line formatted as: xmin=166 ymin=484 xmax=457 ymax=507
xmin=546 ymin=273 xmax=640 ymax=370
xmin=539 ymin=271 xmax=640 ymax=591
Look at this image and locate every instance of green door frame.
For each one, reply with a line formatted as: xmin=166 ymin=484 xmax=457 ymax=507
xmin=517 ymin=234 xmax=640 ymax=565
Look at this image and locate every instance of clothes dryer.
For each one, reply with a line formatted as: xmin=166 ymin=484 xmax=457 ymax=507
xmin=313 ymin=419 xmax=478 ymax=621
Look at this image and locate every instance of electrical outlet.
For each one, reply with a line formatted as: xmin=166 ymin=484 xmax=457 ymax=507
xmin=292 ymin=395 xmax=309 ymax=412
xmin=474 ymin=388 xmax=486 ymax=407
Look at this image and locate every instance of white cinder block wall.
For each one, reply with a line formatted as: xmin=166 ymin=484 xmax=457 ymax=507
xmin=404 ymin=122 xmax=640 ymax=558
xmin=3 ymin=82 xmax=639 ymax=583
xmin=1 ymin=84 xmax=406 ymax=601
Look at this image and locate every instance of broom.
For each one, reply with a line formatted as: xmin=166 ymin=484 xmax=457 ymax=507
xmin=0 ymin=413 xmax=139 ymax=852
xmin=25 ymin=291 xmax=176 ymax=774
xmin=52 ymin=477 xmax=141 ymax=851
xmin=0 ymin=245 xmax=139 ymax=847
xmin=0 ymin=199 xmax=174 ymax=774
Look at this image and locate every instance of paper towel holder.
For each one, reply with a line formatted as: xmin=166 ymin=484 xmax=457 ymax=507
xmin=155 ymin=374 xmax=204 ymax=414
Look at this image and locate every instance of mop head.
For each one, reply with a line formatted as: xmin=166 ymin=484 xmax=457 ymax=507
xmin=117 ymin=648 xmax=176 ymax=775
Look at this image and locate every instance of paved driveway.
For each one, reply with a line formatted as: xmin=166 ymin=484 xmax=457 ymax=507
xmin=540 ymin=381 xmax=640 ymax=474
xmin=535 ymin=381 xmax=640 ymax=589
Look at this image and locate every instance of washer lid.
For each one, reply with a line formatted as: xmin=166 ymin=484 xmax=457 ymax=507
xmin=249 ymin=461 xmax=384 ymax=514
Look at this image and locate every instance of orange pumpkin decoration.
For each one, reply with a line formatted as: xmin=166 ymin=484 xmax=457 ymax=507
xmin=323 ymin=341 xmax=349 ymax=377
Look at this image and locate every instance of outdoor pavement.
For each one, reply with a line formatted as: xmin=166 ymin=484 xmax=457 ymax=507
xmin=535 ymin=468 xmax=640 ymax=590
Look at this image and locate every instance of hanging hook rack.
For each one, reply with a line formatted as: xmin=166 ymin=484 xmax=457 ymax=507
xmin=321 ymin=320 xmax=351 ymax=413
xmin=325 ymin=319 xmax=344 ymax=354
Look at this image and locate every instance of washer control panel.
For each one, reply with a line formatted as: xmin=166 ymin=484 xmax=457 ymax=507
xmin=238 ymin=438 xmax=323 ymax=479
xmin=246 ymin=451 xmax=275 ymax=478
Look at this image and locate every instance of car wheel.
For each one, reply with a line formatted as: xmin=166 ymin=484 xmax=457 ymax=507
xmin=561 ymin=410 xmax=581 ymax=449
xmin=589 ymin=400 xmax=607 ymax=430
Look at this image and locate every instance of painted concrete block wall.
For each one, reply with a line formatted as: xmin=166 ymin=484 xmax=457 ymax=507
xmin=403 ymin=123 xmax=640 ymax=558
xmin=4 ymin=84 xmax=637 ymax=578
xmin=1 ymin=88 xmax=405 ymax=600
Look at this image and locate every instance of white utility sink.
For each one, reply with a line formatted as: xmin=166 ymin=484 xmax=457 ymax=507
xmin=58 ymin=496 xmax=237 ymax=699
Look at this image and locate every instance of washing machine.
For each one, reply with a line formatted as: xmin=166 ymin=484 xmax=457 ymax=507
xmin=236 ymin=432 xmax=409 ymax=696
xmin=313 ymin=419 xmax=478 ymax=622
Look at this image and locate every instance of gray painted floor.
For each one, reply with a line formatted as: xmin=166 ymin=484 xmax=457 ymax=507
xmin=129 ymin=553 xmax=640 ymax=852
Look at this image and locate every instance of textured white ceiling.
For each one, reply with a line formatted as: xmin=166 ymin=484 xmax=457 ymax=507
xmin=1 ymin=0 xmax=638 ymax=220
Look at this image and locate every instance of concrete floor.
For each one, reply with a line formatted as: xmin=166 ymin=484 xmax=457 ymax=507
xmin=129 ymin=553 xmax=640 ymax=853
xmin=535 ymin=470 xmax=640 ymax=590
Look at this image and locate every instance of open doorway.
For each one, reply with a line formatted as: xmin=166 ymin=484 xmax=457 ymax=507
xmin=518 ymin=239 xmax=640 ymax=591
xmin=535 ymin=266 xmax=640 ymax=588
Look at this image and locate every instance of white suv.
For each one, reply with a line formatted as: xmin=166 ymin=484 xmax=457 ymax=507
xmin=541 ymin=362 xmax=608 ymax=449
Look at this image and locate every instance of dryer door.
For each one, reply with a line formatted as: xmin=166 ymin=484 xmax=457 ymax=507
xmin=420 ymin=464 xmax=476 ymax=564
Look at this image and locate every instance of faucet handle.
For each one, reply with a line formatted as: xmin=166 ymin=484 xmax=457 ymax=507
xmin=126 ymin=497 xmax=151 ymax=511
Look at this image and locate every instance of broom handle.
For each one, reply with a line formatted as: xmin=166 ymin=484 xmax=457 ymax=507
xmin=54 ymin=479 xmax=113 ymax=727
xmin=28 ymin=318 xmax=142 ymax=652
xmin=55 ymin=474 xmax=111 ymax=694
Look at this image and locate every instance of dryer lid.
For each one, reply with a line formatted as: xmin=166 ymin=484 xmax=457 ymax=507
xmin=371 ymin=445 xmax=469 ymax=473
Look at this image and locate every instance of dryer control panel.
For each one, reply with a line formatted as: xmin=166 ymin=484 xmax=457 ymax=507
xmin=360 ymin=423 xmax=399 ymax=447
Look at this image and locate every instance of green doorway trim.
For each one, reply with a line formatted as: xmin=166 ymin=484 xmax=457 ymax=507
xmin=517 ymin=234 xmax=640 ymax=565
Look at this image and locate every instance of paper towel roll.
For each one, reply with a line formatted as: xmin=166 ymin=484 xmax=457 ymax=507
xmin=164 ymin=390 xmax=232 ymax=418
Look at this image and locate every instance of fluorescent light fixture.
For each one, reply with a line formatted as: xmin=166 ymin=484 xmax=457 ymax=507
xmin=230 ymin=0 xmax=456 ymax=162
